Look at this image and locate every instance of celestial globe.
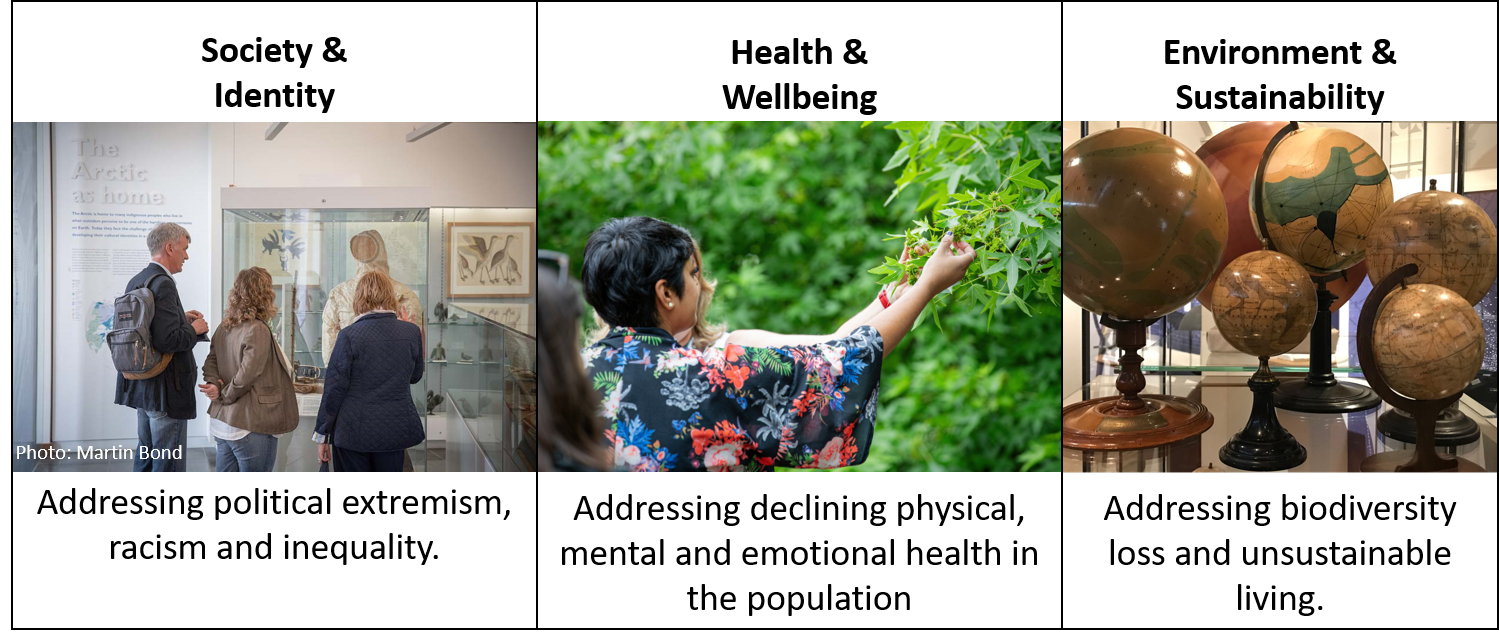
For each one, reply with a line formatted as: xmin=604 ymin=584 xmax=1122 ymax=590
xmin=1372 ymin=284 xmax=1485 ymax=400
xmin=1254 ymin=127 xmax=1393 ymax=274
xmin=1063 ymin=128 xmax=1228 ymax=320
xmin=1366 ymin=190 xmax=1497 ymax=306
xmin=1211 ymin=250 xmax=1316 ymax=357
xmin=1194 ymin=121 xmax=1289 ymax=310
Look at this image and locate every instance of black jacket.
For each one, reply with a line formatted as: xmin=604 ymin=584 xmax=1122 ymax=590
xmin=314 ymin=312 xmax=425 ymax=452
xmin=113 ymin=263 xmax=206 ymax=420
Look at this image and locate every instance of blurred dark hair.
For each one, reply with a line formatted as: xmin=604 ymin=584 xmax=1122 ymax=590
xmin=581 ymin=216 xmax=696 ymax=329
xmin=538 ymin=266 xmax=611 ymax=472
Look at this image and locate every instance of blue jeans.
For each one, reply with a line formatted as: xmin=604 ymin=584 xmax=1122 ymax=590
xmin=215 ymin=432 xmax=279 ymax=472
xmin=133 ymin=409 xmax=187 ymax=472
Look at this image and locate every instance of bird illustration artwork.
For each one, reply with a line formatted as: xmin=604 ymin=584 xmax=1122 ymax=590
xmin=488 ymin=236 xmax=507 ymax=285
xmin=459 ymin=234 xmax=489 ymax=283
xmin=500 ymin=235 xmax=520 ymax=285
xmin=260 ymin=229 xmax=306 ymax=272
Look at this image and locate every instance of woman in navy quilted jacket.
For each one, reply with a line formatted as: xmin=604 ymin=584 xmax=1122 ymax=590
xmin=314 ymin=270 xmax=425 ymax=472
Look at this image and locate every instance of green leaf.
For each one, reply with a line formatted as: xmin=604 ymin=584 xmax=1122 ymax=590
xmin=946 ymin=165 xmax=965 ymax=194
xmin=1005 ymin=253 xmax=1021 ymax=292
xmin=882 ymin=145 xmax=911 ymax=172
xmin=1012 ymin=175 xmax=1047 ymax=190
xmin=1013 ymin=158 xmax=1042 ymax=178
xmin=875 ymin=119 xmax=923 ymax=130
xmin=980 ymin=256 xmax=1005 ymax=278
xmin=1040 ymin=226 xmax=1061 ymax=249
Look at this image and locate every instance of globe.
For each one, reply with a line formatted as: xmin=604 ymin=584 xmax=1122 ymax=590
xmin=1366 ymin=190 xmax=1498 ymax=306
xmin=1254 ymin=127 xmax=1393 ymax=274
xmin=1372 ymin=284 xmax=1485 ymax=400
xmin=1063 ymin=128 xmax=1228 ymax=320
xmin=1195 ymin=121 xmax=1289 ymax=310
xmin=1211 ymin=250 xmax=1316 ymax=357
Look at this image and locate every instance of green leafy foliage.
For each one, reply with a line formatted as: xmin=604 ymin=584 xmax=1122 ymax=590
xmin=873 ymin=121 xmax=1062 ymax=320
xmin=539 ymin=121 xmax=1059 ymax=472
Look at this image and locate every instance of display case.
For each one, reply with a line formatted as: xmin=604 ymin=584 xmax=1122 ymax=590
xmin=426 ymin=302 xmax=536 ymax=472
xmin=1063 ymin=121 xmax=1497 ymax=424
xmin=221 ymin=187 xmax=433 ymax=471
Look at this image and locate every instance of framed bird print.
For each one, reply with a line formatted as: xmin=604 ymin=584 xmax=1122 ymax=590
xmin=447 ymin=222 xmax=533 ymax=298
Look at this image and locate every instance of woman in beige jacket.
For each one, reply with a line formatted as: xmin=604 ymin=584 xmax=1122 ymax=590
xmin=200 ymin=267 xmax=298 ymax=472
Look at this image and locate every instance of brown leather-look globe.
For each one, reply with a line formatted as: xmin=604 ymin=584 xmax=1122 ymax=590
xmin=1063 ymin=128 xmax=1228 ymax=321
xmin=1366 ymin=190 xmax=1497 ymax=306
xmin=1211 ymin=250 xmax=1316 ymax=357
xmin=1372 ymin=283 xmax=1485 ymax=400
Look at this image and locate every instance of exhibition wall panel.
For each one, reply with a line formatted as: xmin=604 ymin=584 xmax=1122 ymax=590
xmin=50 ymin=123 xmax=214 ymax=442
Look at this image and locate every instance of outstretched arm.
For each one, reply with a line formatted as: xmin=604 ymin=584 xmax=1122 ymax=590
xmin=834 ymin=242 xmax=923 ymax=337
xmin=735 ymin=243 xmax=925 ymax=348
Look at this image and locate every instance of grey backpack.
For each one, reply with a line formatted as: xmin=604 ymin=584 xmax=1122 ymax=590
xmin=108 ymin=274 xmax=174 ymax=380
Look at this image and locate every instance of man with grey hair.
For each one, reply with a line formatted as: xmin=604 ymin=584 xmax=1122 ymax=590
xmin=115 ymin=222 xmax=210 ymax=471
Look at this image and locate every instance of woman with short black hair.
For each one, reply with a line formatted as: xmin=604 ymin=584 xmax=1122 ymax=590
xmin=580 ymin=216 xmax=974 ymax=471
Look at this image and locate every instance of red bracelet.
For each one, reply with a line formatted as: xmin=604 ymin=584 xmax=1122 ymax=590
xmin=878 ymin=289 xmax=891 ymax=308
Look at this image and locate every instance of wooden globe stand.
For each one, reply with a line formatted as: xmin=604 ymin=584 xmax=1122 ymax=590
xmin=1356 ymin=264 xmax=1483 ymax=472
xmin=1219 ymin=356 xmax=1307 ymax=471
xmin=1063 ymin=316 xmax=1214 ymax=465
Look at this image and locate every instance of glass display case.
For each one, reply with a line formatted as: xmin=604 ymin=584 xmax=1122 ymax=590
xmin=221 ymin=188 xmax=433 ymax=471
xmin=426 ymin=302 xmax=536 ymax=472
xmin=1063 ymin=122 xmax=1497 ymax=425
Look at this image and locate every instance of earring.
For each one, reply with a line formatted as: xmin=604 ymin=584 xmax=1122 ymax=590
xmin=668 ymin=302 xmax=675 ymax=309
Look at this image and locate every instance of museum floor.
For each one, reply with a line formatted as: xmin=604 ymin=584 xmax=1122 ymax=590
xmin=24 ymin=422 xmax=440 ymax=472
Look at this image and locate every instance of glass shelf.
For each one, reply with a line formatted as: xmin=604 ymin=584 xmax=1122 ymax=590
xmin=1142 ymin=365 xmax=1367 ymax=374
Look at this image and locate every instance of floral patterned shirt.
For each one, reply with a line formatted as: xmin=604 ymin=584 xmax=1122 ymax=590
xmin=585 ymin=325 xmax=884 ymax=472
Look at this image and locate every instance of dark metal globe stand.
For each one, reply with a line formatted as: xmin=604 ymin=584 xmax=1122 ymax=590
xmin=1248 ymin=121 xmax=1381 ymax=415
xmin=1220 ymin=357 xmax=1307 ymax=471
xmin=1356 ymin=264 xmax=1483 ymax=472
xmin=1272 ymin=274 xmax=1383 ymax=413
xmin=1376 ymin=403 xmax=1480 ymax=447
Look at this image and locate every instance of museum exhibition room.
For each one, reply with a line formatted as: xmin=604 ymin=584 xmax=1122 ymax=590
xmin=11 ymin=122 xmax=538 ymax=472
xmin=1060 ymin=121 xmax=1498 ymax=472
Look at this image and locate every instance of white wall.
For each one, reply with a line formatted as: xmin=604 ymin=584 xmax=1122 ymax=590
xmin=209 ymin=122 xmax=536 ymax=207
